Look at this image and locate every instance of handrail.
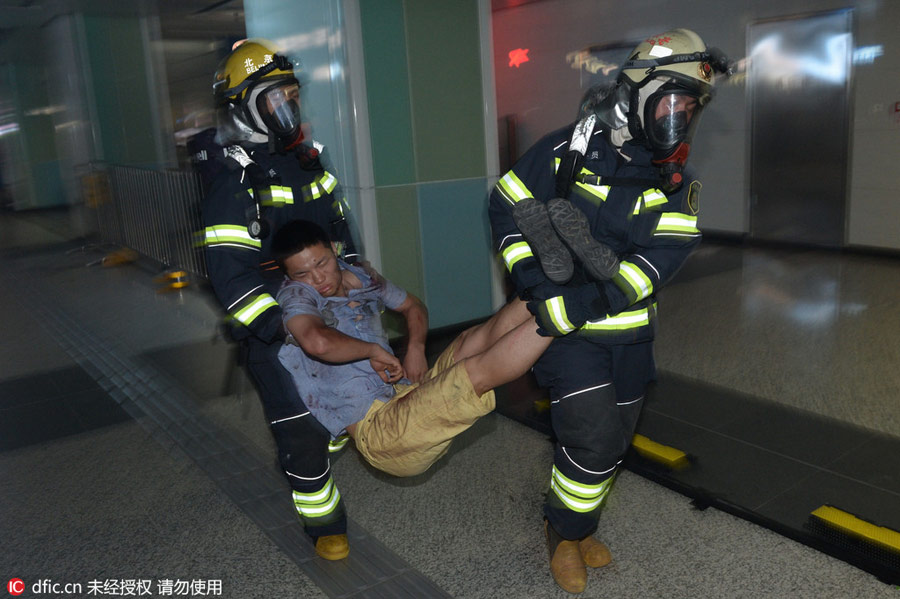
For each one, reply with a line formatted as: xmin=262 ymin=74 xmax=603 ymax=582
xmin=85 ymin=163 xmax=208 ymax=279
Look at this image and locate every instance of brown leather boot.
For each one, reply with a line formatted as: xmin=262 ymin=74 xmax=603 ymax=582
xmin=315 ymin=533 xmax=349 ymax=560
xmin=579 ymin=536 xmax=612 ymax=568
xmin=545 ymin=520 xmax=587 ymax=593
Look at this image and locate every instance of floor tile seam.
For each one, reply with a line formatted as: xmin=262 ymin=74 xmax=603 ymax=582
xmin=337 ymin=571 xmax=453 ymax=599
xmin=14 ymin=273 xmax=450 ymax=599
xmin=644 ymin=406 xmax=900 ymax=499
xmin=21 ymin=287 xmax=297 ymax=488
xmin=0 ymin=388 xmax=82 ymax=408
xmin=751 ymin=468 xmax=825 ymax=513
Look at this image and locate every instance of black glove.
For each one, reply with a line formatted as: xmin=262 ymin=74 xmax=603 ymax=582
xmin=526 ymin=282 xmax=610 ymax=337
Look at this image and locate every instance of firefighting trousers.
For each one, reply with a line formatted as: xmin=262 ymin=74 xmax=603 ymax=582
xmin=532 ymin=336 xmax=655 ymax=541
xmin=245 ymin=337 xmax=347 ymax=538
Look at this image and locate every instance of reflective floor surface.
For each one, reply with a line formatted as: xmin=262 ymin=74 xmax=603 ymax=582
xmin=1 ymin=210 xmax=897 ymax=598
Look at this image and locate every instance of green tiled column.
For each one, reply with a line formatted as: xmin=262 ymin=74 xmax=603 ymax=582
xmin=359 ymin=0 xmax=493 ymax=327
xmin=404 ymin=1 xmax=487 ymax=182
xmin=82 ymin=15 xmax=161 ymax=168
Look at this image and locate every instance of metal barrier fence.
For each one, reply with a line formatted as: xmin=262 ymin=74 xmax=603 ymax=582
xmin=88 ymin=164 xmax=208 ymax=279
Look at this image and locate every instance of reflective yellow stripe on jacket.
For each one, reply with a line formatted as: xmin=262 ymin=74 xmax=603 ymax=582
xmin=581 ymin=306 xmax=650 ymax=331
xmin=501 ymin=241 xmax=534 ymax=272
xmin=653 ymin=212 xmax=699 ymax=237
xmin=554 ymin=157 xmax=610 ymax=203
xmin=302 ymin=171 xmax=338 ymax=203
xmin=202 ymin=225 xmax=261 ymax=250
xmin=614 ymin=260 xmax=654 ymax=304
xmin=231 ymin=293 xmax=277 ymax=326
xmin=249 ymin=185 xmax=295 ymax=206
xmin=496 ymin=170 xmax=532 ymax=205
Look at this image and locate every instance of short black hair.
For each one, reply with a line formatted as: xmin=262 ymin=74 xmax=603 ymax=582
xmin=271 ymin=219 xmax=332 ymax=270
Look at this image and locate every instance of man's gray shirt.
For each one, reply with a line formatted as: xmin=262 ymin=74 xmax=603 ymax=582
xmin=277 ymin=260 xmax=408 ymax=437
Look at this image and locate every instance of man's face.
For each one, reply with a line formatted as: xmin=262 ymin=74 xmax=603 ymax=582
xmin=283 ymin=242 xmax=344 ymax=297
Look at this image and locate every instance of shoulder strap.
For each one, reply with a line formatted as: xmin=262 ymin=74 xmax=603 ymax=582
xmin=575 ymin=173 xmax=663 ymax=188
xmin=554 ymin=115 xmax=596 ymax=197
xmin=225 ymin=145 xmax=274 ymax=188
xmin=554 ymin=119 xmax=673 ymax=193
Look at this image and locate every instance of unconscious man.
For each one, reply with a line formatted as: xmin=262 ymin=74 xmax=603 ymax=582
xmin=270 ymin=218 xmax=551 ymax=484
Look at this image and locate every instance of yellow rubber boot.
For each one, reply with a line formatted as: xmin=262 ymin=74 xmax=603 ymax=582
xmin=545 ymin=521 xmax=587 ymax=593
xmin=578 ymin=536 xmax=612 ymax=568
xmin=315 ymin=534 xmax=350 ymax=560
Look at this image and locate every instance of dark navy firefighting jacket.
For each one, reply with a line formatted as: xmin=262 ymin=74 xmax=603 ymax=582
xmin=201 ymin=143 xmax=358 ymax=343
xmin=489 ymin=121 xmax=702 ymax=345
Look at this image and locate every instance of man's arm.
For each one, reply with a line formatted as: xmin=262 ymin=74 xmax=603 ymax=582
xmin=285 ymin=312 xmax=403 ymax=383
xmin=394 ymin=293 xmax=428 ymax=383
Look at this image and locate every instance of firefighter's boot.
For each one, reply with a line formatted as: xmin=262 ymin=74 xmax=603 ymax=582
xmin=579 ymin=535 xmax=612 ymax=568
xmin=315 ymin=533 xmax=350 ymax=560
xmin=545 ymin=520 xmax=587 ymax=593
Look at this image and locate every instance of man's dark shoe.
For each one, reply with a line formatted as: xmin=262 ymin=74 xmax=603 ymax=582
xmin=512 ymin=198 xmax=574 ymax=284
xmin=546 ymin=198 xmax=619 ymax=280
xmin=545 ymin=520 xmax=587 ymax=593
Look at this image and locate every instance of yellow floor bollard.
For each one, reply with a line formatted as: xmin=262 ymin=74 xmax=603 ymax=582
xmin=155 ymin=270 xmax=189 ymax=293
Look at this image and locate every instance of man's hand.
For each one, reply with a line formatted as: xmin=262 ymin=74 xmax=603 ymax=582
xmin=369 ymin=344 xmax=404 ymax=383
xmin=401 ymin=346 xmax=428 ymax=383
xmin=526 ymin=282 xmax=610 ymax=337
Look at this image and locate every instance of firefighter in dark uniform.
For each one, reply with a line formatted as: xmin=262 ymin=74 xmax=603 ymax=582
xmin=201 ymin=39 xmax=358 ymax=561
xmin=488 ymin=29 xmax=731 ymax=593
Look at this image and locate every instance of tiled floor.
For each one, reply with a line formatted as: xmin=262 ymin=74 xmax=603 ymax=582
xmin=1 ymin=209 xmax=898 ymax=598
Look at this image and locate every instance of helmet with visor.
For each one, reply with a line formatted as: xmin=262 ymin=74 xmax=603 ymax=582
xmin=213 ymin=39 xmax=304 ymax=151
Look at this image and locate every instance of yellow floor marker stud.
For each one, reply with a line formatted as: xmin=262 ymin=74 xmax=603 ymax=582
xmin=631 ymin=434 xmax=690 ymax=470
xmin=100 ymin=248 xmax=138 ymax=267
xmin=811 ymin=505 xmax=900 ymax=555
xmin=533 ymin=398 xmax=551 ymax=414
xmin=155 ymin=270 xmax=189 ymax=293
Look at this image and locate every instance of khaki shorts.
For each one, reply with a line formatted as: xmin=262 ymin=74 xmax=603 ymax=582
xmin=352 ymin=339 xmax=496 ymax=477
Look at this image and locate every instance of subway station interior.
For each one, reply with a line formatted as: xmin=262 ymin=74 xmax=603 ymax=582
xmin=1 ymin=0 xmax=899 ymax=597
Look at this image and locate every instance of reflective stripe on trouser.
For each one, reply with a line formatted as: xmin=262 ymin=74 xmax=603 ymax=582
xmin=352 ymin=340 xmax=495 ymax=477
xmin=533 ymin=337 xmax=654 ymax=540
xmin=329 ymin=435 xmax=350 ymax=452
xmin=246 ymin=337 xmax=347 ymax=538
xmin=273 ymin=417 xmax=346 ymax=535
xmin=292 ymin=475 xmax=343 ymax=526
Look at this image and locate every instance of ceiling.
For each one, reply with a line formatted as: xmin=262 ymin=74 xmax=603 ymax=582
xmin=0 ymin=0 xmax=246 ymax=42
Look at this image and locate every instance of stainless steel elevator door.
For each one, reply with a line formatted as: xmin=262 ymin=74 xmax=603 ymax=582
xmin=748 ymin=10 xmax=852 ymax=246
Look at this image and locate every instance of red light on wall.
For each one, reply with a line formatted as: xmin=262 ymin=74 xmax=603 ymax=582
xmin=509 ymin=48 xmax=530 ymax=68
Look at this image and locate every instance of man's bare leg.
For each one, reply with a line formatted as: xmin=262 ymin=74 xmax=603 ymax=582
xmin=463 ymin=316 xmax=552 ymax=396
xmin=345 ymin=299 xmax=537 ymax=441
xmin=453 ymin=298 xmax=534 ymax=362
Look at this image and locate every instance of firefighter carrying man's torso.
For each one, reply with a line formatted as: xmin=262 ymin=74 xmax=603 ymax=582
xmin=200 ymin=39 xmax=357 ymax=562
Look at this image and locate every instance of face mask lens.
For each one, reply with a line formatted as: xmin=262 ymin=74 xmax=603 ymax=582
xmin=651 ymin=93 xmax=698 ymax=148
xmin=259 ymin=82 xmax=301 ymax=134
xmin=653 ymin=94 xmax=699 ymax=146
